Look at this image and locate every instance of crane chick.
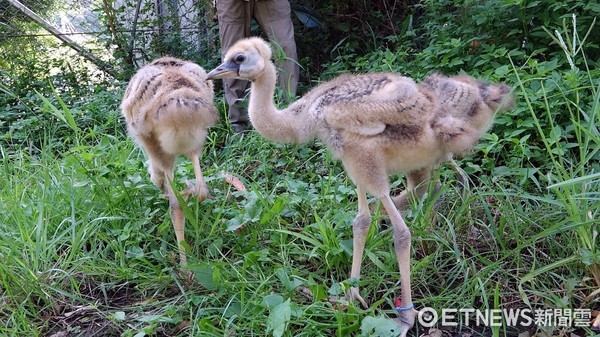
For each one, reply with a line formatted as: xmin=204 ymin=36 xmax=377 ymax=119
xmin=121 ymin=57 xmax=218 ymax=266
xmin=206 ymin=37 xmax=514 ymax=336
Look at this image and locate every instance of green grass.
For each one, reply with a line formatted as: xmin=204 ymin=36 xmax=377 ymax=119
xmin=1 ymin=55 xmax=599 ymax=337
xmin=2 ymin=106 xmax=598 ymax=337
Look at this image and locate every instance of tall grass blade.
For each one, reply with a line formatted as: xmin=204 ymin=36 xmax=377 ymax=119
xmin=35 ymin=82 xmax=80 ymax=133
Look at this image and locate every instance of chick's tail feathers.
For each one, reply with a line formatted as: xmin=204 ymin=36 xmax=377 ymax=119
xmin=153 ymin=90 xmax=219 ymax=131
xmin=479 ymin=82 xmax=515 ymax=113
xmin=432 ymin=79 xmax=515 ymax=156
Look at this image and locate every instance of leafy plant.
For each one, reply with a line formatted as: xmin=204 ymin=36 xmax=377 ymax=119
xmin=360 ymin=315 xmax=404 ymax=337
xmin=514 ymin=15 xmax=600 ymax=293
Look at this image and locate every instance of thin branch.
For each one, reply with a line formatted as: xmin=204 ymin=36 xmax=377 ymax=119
xmin=6 ymin=0 xmax=118 ymax=78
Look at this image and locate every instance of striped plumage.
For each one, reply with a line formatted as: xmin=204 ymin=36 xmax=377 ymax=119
xmin=121 ymin=56 xmax=218 ymax=265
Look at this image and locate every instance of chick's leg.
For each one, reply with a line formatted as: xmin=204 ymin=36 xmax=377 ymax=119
xmin=164 ymin=171 xmax=187 ymax=266
xmin=392 ymin=168 xmax=433 ymax=212
xmin=347 ymin=186 xmax=371 ymax=308
xmin=380 ymin=195 xmax=416 ymax=337
xmin=181 ymin=153 xmax=209 ymax=201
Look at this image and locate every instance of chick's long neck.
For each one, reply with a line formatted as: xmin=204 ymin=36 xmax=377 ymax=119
xmin=248 ymin=61 xmax=315 ymax=144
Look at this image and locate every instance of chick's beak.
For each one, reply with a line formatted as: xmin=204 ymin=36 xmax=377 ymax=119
xmin=206 ymin=60 xmax=239 ymax=80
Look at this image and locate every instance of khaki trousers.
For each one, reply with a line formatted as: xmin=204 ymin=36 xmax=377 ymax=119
xmin=216 ymin=0 xmax=299 ymax=125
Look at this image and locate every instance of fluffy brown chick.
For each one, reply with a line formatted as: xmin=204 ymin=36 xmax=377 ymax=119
xmin=207 ymin=37 xmax=514 ymax=336
xmin=121 ymin=56 xmax=219 ymax=265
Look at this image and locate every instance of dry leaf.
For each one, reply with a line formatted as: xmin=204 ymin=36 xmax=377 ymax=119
xmin=221 ymin=170 xmax=246 ymax=191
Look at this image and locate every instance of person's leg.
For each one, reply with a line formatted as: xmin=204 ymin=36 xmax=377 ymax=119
xmin=254 ymin=0 xmax=299 ymax=101
xmin=216 ymin=0 xmax=251 ymax=130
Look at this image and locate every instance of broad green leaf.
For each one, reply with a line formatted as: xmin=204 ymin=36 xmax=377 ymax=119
xmin=125 ymin=245 xmax=144 ymax=259
xmin=276 ymin=268 xmax=303 ymax=291
xmin=225 ymin=214 xmax=245 ymax=232
xmin=360 ymin=315 xmax=403 ymax=337
xmin=263 ymin=294 xmax=284 ymax=309
xmin=190 ymin=263 xmax=220 ymax=290
xmin=266 ymin=299 xmax=291 ymax=337
xmin=328 ymin=282 xmax=344 ymax=296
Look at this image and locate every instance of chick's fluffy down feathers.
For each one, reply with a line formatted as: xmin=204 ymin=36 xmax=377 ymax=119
xmin=120 ymin=57 xmax=219 ymax=156
xmin=308 ymin=71 xmax=513 ymax=158
xmin=322 ymin=73 xmax=427 ymax=136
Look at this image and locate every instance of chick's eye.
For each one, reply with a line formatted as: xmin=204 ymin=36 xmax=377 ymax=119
xmin=234 ymin=54 xmax=246 ymax=64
